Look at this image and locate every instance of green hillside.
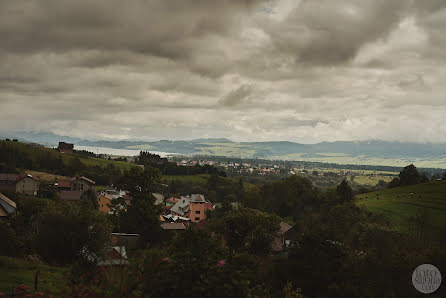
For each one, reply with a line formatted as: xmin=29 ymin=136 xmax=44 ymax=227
xmin=356 ymin=180 xmax=446 ymax=237
xmin=0 ymin=140 xmax=136 ymax=185
xmin=0 ymin=256 xmax=67 ymax=295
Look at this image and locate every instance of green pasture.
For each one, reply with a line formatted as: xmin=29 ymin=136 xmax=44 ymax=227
xmin=356 ymin=180 xmax=446 ymax=237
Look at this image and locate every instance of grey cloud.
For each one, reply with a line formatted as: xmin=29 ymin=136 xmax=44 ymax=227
xmin=267 ymin=0 xmax=410 ymax=65
xmin=1 ymin=1 xmax=446 ymax=143
xmin=219 ymin=85 xmax=254 ymax=107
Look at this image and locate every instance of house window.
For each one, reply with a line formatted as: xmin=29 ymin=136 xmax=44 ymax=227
xmin=194 ymin=217 xmax=200 ymax=221
xmin=195 ymin=210 xmax=200 ymax=214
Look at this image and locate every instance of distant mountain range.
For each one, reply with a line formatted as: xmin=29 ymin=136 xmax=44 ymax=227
xmin=3 ymin=131 xmax=446 ymax=168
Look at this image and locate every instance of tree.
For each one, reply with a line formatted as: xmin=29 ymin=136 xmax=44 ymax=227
xmin=120 ymin=193 xmax=162 ymax=243
xmin=35 ymin=201 xmax=111 ymax=265
xmin=0 ymin=223 xmax=23 ymax=256
xmin=139 ymin=229 xmax=269 ymax=298
xmin=398 ymin=164 xmax=420 ymax=186
xmin=388 ymin=177 xmax=400 ymax=188
xmin=216 ymin=208 xmax=280 ymax=255
xmin=116 ymin=165 xmax=162 ymax=243
xmin=80 ymin=189 xmax=98 ymax=210
xmin=116 ymin=166 xmax=161 ymax=197
xmin=336 ymin=179 xmax=353 ymax=203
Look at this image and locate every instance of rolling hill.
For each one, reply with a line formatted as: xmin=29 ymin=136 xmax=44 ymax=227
xmin=356 ymin=180 xmax=446 ymax=238
xmin=4 ymin=131 xmax=446 ymax=168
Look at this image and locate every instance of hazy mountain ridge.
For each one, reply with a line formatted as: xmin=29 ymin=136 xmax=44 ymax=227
xmin=3 ymin=131 xmax=446 ymax=166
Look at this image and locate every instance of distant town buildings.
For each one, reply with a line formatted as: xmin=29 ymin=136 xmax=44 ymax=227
xmin=58 ymin=142 xmax=74 ymax=154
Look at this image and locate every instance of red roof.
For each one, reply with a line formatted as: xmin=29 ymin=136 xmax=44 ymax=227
xmin=58 ymin=181 xmax=71 ymax=188
xmin=18 ymin=174 xmax=39 ymax=182
xmin=78 ymin=176 xmax=96 ymax=185
xmin=0 ymin=173 xmax=39 ymax=182
xmin=204 ymin=202 xmax=214 ymax=211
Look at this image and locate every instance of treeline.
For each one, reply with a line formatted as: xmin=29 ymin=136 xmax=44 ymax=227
xmin=136 ymin=151 xmax=226 ymax=176
xmin=389 ymin=164 xmax=446 ymax=188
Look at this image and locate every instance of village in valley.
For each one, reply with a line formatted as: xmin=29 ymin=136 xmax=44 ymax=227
xmin=1 ymin=138 xmax=446 ymax=297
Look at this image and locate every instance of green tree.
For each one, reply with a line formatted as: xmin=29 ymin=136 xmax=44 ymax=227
xmin=116 ymin=166 xmax=161 ymax=196
xmin=336 ymin=179 xmax=353 ymax=203
xmin=216 ymin=208 xmax=280 ymax=255
xmin=388 ymin=177 xmax=400 ymax=188
xmin=139 ymin=229 xmax=269 ymax=298
xmin=35 ymin=201 xmax=111 ymax=265
xmin=80 ymin=189 xmax=98 ymax=209
xmin=398 ymin=164 xmax=420 ymax=185
xmin=116 ymin=165 xmax=162 ymax=243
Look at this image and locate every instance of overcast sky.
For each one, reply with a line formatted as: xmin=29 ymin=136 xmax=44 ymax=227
xmin=1 ymin=0 xmax=446 ymax=143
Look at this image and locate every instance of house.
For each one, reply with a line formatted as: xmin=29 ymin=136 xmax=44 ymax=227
xmin=169 ymin=194 xmax=210 ymax=223
xmin=97 ymin=246 xmax=129 ymax=266
xmin=58 ymin=142 xmax=74 ymax=154
xmin=0 ymin=173 xmax=39 ymax=196
xmin=160 ymin=214 xmax=191 ymax=224
xmin=59 ymin=176 xmax=96 ymax=201
xmin=165 ymin=197 xmax=180 ymax=207
xmin=170 ymin=196 xmax=191 ymax=217
xmin=70 ymin=176 xmax=95 ymax=191
xmin=0 ymin=192 xmax=16 ymax=217
xmin=98 ymin=194 xmax=111 ymax=214
xmin=189 ymin=194 xmax=207 ymax=223
xmin=102 ymin=189 xmax=126 ymax=200
xmin=271 ymin=222 xmax=293 ymax=252
xmin=56 ymin=181 xmax=71 ymax=191
xmin=111 ymin=233 xmax=141 ymax=250
xmin=283 ymin=225 xmax=300 ymax=245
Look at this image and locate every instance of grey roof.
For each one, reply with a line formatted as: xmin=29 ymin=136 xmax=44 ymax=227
xmin=0 ymin=192 xmax=16 ymax=215
xmin=190 ymin=194 xmax=206 ymax=203
xmin=170 ymin=196 xmax=190 ymax=216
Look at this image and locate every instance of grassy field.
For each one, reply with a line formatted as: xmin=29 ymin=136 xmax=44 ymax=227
xmin=0 ymin=256 xmax=67 ymax=296
xmin=163 ymin=174 xmax=210 ymax=185
xmin=23 ymin=170 xmax=70 ymax=183
xmin=356 ymin=180 xmax=446 ymax=237
xmin=72 ymin=154 xmax=135 ymax=171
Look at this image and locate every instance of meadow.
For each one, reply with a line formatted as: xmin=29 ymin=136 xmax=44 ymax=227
xmin=356 ymin=180 xmax=446 ymax=238
xmin=0 ymin=256 xmax=67 ymax=295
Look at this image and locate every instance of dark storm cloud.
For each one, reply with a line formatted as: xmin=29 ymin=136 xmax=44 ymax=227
xmin=1 ymin=0 xmax=446 ymax=143
xmin=267 ymin=0 xmax=411 ymax=65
